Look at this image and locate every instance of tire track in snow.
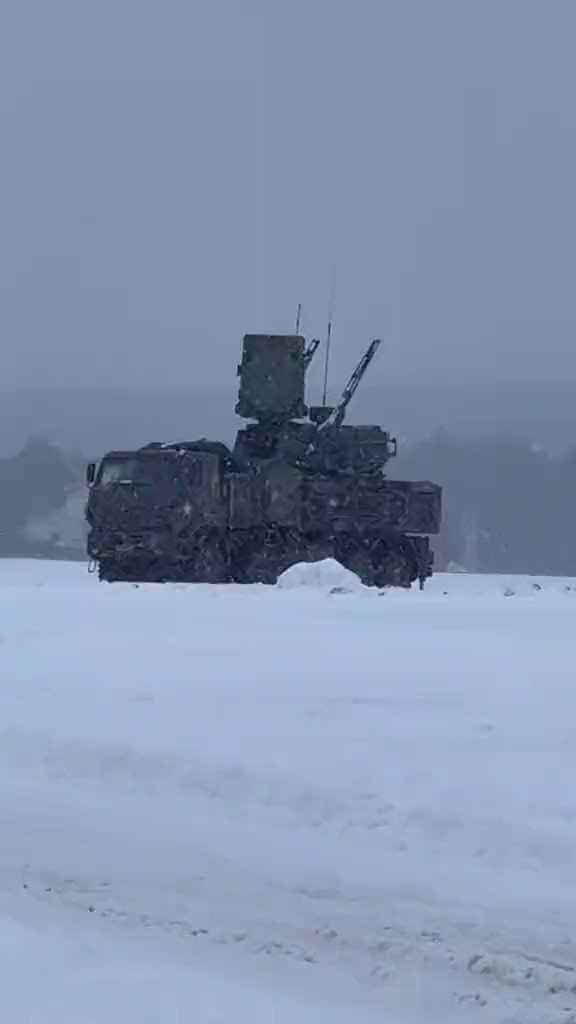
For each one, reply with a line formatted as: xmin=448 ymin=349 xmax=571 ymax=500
xmin=5 ymin=863 xmax=575 ymax=1023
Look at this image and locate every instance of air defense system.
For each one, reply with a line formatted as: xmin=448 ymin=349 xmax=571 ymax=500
xmin=84 ymin=332 xmax=442 ymax=588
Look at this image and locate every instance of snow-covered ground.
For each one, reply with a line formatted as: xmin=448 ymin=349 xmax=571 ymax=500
xmin=1 ymin=559 xmax=576 ymax=1023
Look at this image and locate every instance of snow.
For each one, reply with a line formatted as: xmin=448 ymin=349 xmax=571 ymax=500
xmin=276 ymin=556 xmax=365 ymax=591
xmin=1 ymin=558 xmax=576 ymax=1023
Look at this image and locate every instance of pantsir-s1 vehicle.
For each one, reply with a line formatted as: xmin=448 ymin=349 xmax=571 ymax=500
xmin=85 ymin=333 xmax=442 ymax=588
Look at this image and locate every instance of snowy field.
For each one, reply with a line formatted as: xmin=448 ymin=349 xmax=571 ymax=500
xmin=1 ymin=558 xmax=576 ymax=1023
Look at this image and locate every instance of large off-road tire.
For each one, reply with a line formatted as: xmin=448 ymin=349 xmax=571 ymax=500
xmin=334 ymin=532 xmax=419 ymax=589
xmin=332 ymin=535 xmax=375 ymax=586
xmin=96 ymin=528 xmax=232 ymax=585
xmin=97 ymin=551 xmax=170 ymax=583
xmin=183 ymin=529 xmax=232 ymax=583
xmin=234 ymin=528 xmax=329 ymax=584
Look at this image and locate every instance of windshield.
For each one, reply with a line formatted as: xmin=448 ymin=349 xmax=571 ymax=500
xmin=98 ymin=459 xmax=140 ymax=487
xmin=97 ymin=456 xmax=181 ymax=488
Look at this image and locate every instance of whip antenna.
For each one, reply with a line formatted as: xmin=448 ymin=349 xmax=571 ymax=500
xmin=295 ymin=302 xmax=302 ymax=334
xmin=321 ymin=266 xmax=336 ymax=406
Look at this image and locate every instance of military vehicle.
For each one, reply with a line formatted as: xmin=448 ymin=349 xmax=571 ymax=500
xmin=84 ymin=332 xmax=442 ymax=588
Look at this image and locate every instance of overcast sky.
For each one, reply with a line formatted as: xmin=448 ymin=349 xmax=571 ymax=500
xmin=2 ymin=0 xmax=575 ymax=401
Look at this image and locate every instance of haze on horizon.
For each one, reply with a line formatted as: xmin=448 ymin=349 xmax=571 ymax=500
xmin=2 ymin=1 xmax=576 ymax=431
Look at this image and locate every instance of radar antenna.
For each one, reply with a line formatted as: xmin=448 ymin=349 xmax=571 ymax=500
xmin=318 ymin=338 xmax=381 ymax=430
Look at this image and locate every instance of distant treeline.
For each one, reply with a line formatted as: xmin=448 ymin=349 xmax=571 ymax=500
xmin=1 ymin=434 xmax=575 ymax=577
xmin=395 ymin=433 xmax=576 ymax=576
xmin=0 ymin=437 xmax=86 ymax=560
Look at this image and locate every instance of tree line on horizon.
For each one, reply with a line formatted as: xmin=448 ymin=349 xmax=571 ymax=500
xmin=1 ymin=434 xmax=575 ymax=578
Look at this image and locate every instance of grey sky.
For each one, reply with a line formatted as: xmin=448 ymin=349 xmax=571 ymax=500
xmin=2 ymin=0 xmax=576 ymax=401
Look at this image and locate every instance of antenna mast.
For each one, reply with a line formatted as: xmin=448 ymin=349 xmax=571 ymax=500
xmin=295 ymin=302 xmax=302 ymax=334
xmin=321 ymin=266 xmax=336 ymax=406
